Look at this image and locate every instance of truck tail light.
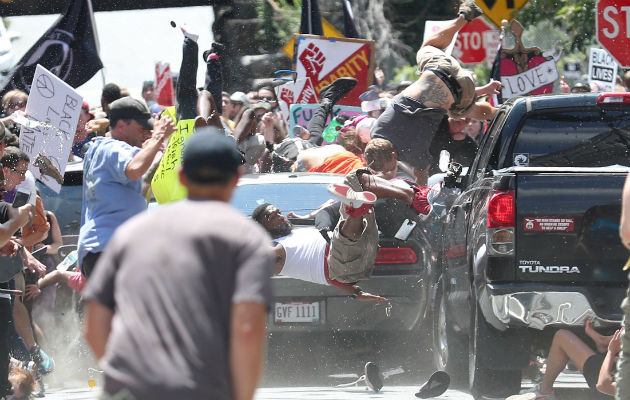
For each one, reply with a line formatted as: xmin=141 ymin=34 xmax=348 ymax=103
xmin=597 ymin=93 xmax=630 ymax=104
xmin=487 ymin=190 xmax=515 ymax=228
xmin=374 ymin=247 xmax=417 ymax=264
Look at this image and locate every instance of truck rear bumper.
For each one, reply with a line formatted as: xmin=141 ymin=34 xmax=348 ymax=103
xmin=480 ymin=285 xmax=623 ymax=330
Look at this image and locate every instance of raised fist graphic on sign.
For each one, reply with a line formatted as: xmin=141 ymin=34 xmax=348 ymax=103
xmin=280 ymin=87 xmax=294 ymax=105
xmin=299 ymin=43 xmax=325 ymax=79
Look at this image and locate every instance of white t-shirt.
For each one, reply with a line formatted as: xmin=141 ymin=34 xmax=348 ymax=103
xmin=276 ymin=228 xmax=329 ymax=286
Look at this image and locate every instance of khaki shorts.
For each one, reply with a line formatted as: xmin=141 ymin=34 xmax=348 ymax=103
xmin=416 ymin=46 xmax=476 ymax=116
xmin=327 ymin=169 xmax=379 ymax=283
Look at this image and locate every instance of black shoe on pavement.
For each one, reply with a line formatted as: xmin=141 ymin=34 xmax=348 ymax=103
xmin=364 ymin=361 xmax=383 ymax=393
xmin=458 ymin=0 xmax=483 ymax=22
xmin=319 ymin=77 xmax=358 ymax=105
xmin=415 ymin=370 xmax=450 ymax=398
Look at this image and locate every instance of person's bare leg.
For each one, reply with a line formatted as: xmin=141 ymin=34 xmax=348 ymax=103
xmin=357 ymin=172 xmax=414 ymax=203
xmin=197 ymin=90 xmax=223 ymax=129
xmin=13 ymin=299 xmax=36 ymax=349
xmin=421 ymin=16 xmax=467 ymax=49
xmin=339 ymin=215 xmax=364 ymax=241
xmin=540 ymin=330 xmax=596 ymax=393
xmin=32 ymin=322 xmax=46 ymax=350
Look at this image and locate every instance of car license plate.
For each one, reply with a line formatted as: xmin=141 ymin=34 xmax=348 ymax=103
xmin=274 ymin=301 xmax=320 ymax=323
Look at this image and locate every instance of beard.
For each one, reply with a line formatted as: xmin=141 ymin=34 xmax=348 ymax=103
xmin=269 ymin=222 xmax=293 ymax=239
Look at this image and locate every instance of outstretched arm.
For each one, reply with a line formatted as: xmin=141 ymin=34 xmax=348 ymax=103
xmin=333 ymin=283 xmax=387 ymax=302
xmin=597 ymin=328 xmax=621 ymax=395
xmin=461 ymin=101 xmax=497 ymax=121
xmin=620 ymin=172 xmax=630 ymax=249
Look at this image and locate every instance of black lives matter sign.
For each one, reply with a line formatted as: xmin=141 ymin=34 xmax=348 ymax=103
xmin=588 ymin=47 xmax=618 ymax=91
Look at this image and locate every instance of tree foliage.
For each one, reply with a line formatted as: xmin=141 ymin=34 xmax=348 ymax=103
xmin=515 ymin=0 xmax=596 ymax=52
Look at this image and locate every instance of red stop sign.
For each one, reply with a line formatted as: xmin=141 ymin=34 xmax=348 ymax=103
xmin=454 ymin=18 xmax=498 ymax=64
xmin=596 ymin=0 xmax=630 ymax=67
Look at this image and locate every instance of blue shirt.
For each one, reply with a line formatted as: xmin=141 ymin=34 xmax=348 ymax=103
xmin=78 ymin=137 xmax=145 ymax=266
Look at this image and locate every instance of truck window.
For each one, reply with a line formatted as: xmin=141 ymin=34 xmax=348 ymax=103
xmin=510 ymin=109 xmax=630 ymax=167
xmin=470 ymin=110 xmax=508 ymax=183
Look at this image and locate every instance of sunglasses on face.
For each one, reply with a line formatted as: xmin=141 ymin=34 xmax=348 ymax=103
xmin=9 ymin=167 xmax=26 ymax=176
xmin=8 ymin=101 xmax=25 ymax=109
xmin=259 ymin=96 xmax=275 ymax=102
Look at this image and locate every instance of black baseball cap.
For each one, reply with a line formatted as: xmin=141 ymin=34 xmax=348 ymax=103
xmin=108 ymin=96 xmax=154 ymax=130
xmin=183 ymin=128 xmax=245 ymax=183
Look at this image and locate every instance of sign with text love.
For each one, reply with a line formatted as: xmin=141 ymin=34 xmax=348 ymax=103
xmin=588 ymin=47 xmax=618 ymax=92
xmin=293 ymin=35 xmax=374 ymax=107
xmin=20 ymin=64 xmax=82 ymax=193
xmin=288 ymin=104 xmax=364 ymax=137
xmin=150 ymin=107 xmax=195 ymax=204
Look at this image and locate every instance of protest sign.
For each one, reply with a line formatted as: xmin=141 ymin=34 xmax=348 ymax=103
xmin=498 ymin=20 xmax=560 ymax=99
xmin=293 ymin=35 xmax=374 ymax=107
xmin=19 ymin=64 xmax=82 ymax=193
xmin=150 ymin=107 xmax=195 ymax=204
xmin=288 ymin=103 xmax=364 ymax=138
xmin=274 ymin=78 xmax=319 ymax=126
xmin=588 ymin=47 xmax=618 ymax=92
xmin=155 ymin=61 xmax=175 ymax=106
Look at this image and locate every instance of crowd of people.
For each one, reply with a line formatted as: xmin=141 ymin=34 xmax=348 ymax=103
xmin=0 ymin=1 xmax=627 ymax=399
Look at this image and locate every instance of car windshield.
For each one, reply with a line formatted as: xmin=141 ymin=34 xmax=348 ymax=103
xmin=512 ymin=109 xmax=630 ymax=167
xmin=231 ymin=182 xmax=334 ymax=217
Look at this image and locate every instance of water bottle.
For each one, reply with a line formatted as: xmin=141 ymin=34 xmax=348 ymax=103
xmin=57 ymin=250 xmax=78 ymax=272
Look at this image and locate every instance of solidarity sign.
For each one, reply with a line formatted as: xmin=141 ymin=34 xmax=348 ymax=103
xmin=293 ymin=35 xmax=375 ymax=107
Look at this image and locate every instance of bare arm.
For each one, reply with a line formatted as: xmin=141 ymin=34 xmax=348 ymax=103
xmin=333 ymin=283 xmax=387 ymax=302
xmin=597 ymin=328 xmax=621 ymax=395
xmin=125 ymin=116 xmax=175 ymax=181
xmin=620 ymin=172 xmax=630 ymax=249
xmin=461 ymin=101 xmax=497 ymax=121
xmin=0 ymin=205 xmax=32 ymax=247
xmin=84 ymin=301 xmax=114 ymax=361
xmin=229 ymin=302 xmax=267 ymax=400
xmin=475 ymin=80 xmax=502 ymax=97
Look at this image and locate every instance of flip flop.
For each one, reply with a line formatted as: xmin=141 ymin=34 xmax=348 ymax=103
xmin=415 ymin=370 xmax=450 ymax=398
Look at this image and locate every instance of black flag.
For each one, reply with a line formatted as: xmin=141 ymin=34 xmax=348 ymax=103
xmin=300 ymin=0 xmax=324 ymax=36
xmin=489 ymin=42 xmax=503 ymax=106
xmin=342 ymin=0 xmax=359 ymax=38
xmin=0 ymin=0 xmax=103 ymax=97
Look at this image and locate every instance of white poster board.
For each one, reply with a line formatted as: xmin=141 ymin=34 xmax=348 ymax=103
xmin=19 ymin=64 xmax=82 ymax=193
xmin=588 ymin=47 xmax=617 ymax=92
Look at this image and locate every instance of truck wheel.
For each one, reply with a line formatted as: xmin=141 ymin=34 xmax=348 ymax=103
xmin=469 ymin=299 xmax=521 ymax=399
xmin=432 ymin=279 xmax=468 ymax=381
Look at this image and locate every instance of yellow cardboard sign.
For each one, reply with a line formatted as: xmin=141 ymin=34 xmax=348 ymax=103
xmin=475 ymin=0 xmax=529 ymax=29
xmin=282 ymin=18 xmax=344 ymax=59
xmin=150 ymin=108 xmax=195 ymax=204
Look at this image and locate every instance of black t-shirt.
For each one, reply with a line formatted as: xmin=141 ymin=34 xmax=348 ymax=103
xmin=429 ymin=119 xmax=478 ymax=175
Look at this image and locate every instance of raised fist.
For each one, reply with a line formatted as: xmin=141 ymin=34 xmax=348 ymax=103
xmin=280 ymin=87 xmax=294 ymax=105
xmin=299 ymin=43 xmax=325 ymax=79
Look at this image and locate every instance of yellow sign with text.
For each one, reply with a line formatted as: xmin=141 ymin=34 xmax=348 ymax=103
xmin=150 ymin=107 xmax=195 ymax=204
xmin=475 ymin=0 xmax=529 ymax=29
xmin=283 ymin=18 xmax=344 ymax=59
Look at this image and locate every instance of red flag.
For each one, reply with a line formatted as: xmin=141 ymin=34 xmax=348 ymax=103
xmin=155 ymin=61 xmax=174 ymax=107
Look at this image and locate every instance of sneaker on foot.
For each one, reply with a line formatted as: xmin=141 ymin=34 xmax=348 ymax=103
xmin=319 ymin=77 xmax=358 ymax=105
xmin=506 ymin=384 xmax=556 ymax=400
xmin=458 ymin=0 xmax=483 ymax=22
xmin=327 ymin=183 xmax=377 ymax=209
xmin=415 ymin=370 xmax=450 ymax=398
xmin=203 ymin=42 xmax=226 ymax=62
xmin=364 ymin=362 xmax=383 ymax=393
xmin=30 ymin=345 xmax=54 ymax=375
xmin=179 ymin=23 xmax=199 ymax=42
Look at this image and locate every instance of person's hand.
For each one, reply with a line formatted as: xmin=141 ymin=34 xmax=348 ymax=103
xmin=356 ymin=291 xmax=387 ymax=302
xmin=477 ymin=80 xmax=502 ymax=96
xmin=22 ymin=249 xmax=46 ymax=278
xmin=0 ymin=240 xmax=19 ymax=257
xmin=560 ymin=76 xmax=570 ymax=94
xmin=24 ymin=284 xmax=41 ymax=301
xmin=152 ymin=114 xmax=176 ymax=141
xmin=261 ymin=112 xmax=276 ymax=143
xmin=609 ymin=328 xmax=623 ymax=354
xmin=85 ymin=118 xmax=109 ymax=135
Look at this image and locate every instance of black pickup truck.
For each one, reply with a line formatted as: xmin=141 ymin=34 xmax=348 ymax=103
xmin=431 ymin=92 xmax=630 ymax=399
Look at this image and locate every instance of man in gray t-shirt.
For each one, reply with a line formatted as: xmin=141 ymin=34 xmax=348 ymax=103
xmin=83 ymin=129 xmax=274 ymax=400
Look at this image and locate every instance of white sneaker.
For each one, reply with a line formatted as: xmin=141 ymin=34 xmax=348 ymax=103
xmin=506 ymin=384 xmax=556 ymax=400
xmin=179 ymin=22 xmax=199 ymax=42
xmin=327 ymin=183 xmax=377 ymax=209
